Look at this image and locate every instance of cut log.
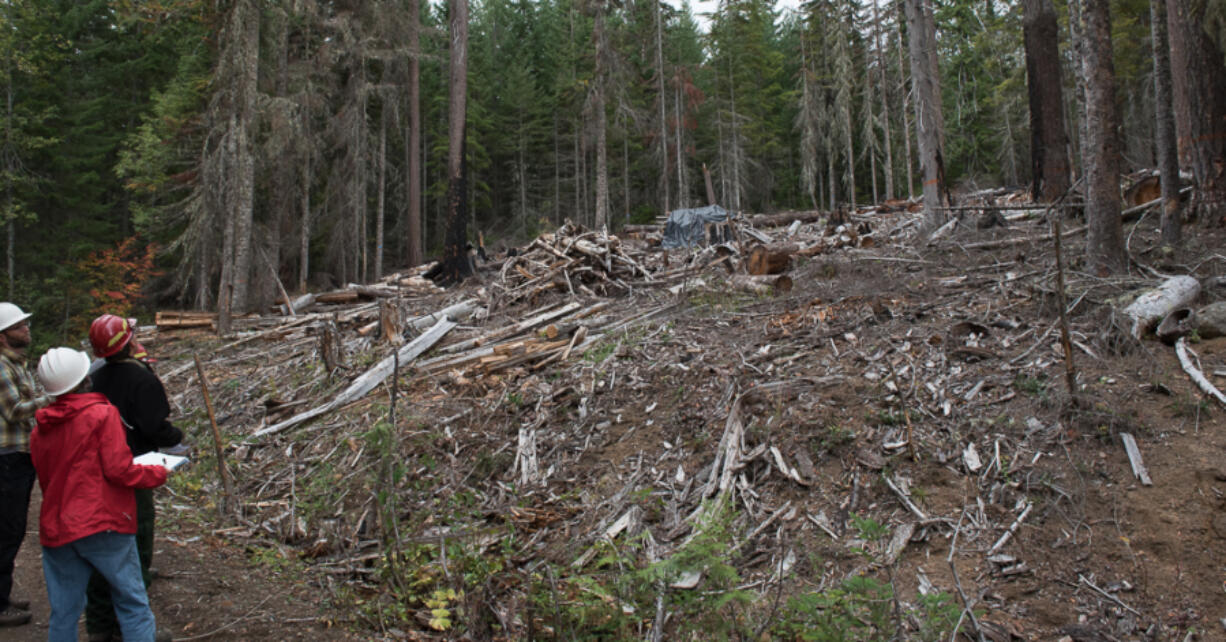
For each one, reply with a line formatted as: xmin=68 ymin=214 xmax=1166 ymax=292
xmin=746 ymin=243 xmax=798 ymax=275
xmin=156 ymin=311 xmax=216 ymax=329
xmin=1121 ymin=275 xmax=1200 ymax=340
xmin=728 ymin=274 xmax=793 ymax=295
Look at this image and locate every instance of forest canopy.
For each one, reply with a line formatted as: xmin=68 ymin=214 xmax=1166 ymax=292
xmin=0 ymin=0 xmax=1216 ymax=342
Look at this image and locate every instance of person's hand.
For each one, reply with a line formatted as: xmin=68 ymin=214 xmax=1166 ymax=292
xmin=161 ymin=442 xmax=190 ymax=457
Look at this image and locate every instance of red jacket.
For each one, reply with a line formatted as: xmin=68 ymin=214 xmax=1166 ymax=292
xmin=31 ymin=392 xmax=167 ymax=548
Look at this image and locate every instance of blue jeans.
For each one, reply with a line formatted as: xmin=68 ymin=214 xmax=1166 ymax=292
xmin=42 ymin=531 xmax=155 ymax=642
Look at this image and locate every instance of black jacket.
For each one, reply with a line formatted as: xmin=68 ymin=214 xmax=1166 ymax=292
xmin=90 ymin=358 xmax=183 ymax=456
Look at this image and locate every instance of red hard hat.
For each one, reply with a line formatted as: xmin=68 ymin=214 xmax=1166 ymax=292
xmin=89 ymin=314 xmax=133 ymax=358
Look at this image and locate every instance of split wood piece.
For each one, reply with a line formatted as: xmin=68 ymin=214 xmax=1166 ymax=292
xmin=986 ymin=503 xmax=1033 ymax=556
xmin=728 ymin=274 xmax=793 ymax=296
xmin=1119 ymin=432 xmax=1153 ymax=486
xmin=1121 ymin=275 xmax=1200 ymax=340
xmin=193 ymin=355 xmax=236 ymax=519
xmin=958 ymin=223 xmax=1088 ymax=251
xmin=252 ymin=316 xmax=457 ymax=439
xmin=882 ymin=522 xmax=916 ymax=566
xmin=746 ymin=243 xmax=797 ymax=275
xmin=515 ymin=425 xmax=539 ymax=485
xmin=927 ymin=217 xmax=958 ymax=243
xmin=769 ymin=447 xmax=810 ymax=486
xmin=740 ymin=226 xmax=773 ymax=244
xmin=1175 ymin=337 xmax=1226 ymax=406
xmin=378 ymin=299 xmax=402 ymax=344
xmin=884 ymin=475 xmax=928 ymax=522
xmin=703 ymin=395 xmax=746 ymax=499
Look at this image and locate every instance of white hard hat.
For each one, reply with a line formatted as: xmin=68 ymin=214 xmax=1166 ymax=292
xmin=38 ymin=347 xmax=91 ymax=397
xmin=0 ymin=302 xmax=31 ymax=332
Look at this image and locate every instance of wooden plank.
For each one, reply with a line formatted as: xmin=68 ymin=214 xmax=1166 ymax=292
xmin=1119 ymin=432 xmax=1153 ymax=486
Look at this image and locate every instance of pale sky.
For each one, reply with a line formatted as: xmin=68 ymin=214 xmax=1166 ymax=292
xmin=677 ymin=0 xmax=804 ymax=32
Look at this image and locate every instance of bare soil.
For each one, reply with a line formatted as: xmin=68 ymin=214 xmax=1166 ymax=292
xmin=12 ymin=204 xmax=1226 ymax=640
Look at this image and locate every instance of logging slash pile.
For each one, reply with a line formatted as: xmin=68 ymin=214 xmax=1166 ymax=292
xmin=146 ymin=193 xmax=1226 ymax=640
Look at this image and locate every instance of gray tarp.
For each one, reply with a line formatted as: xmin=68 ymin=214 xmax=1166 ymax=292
xmin=660 ymin=205 xmax=731 ymax=249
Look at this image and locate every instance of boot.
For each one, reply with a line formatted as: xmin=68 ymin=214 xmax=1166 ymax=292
xmin=0 ymin=605 xmax=31 ymax=627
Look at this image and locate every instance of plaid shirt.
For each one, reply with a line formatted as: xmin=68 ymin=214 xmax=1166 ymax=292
xmin=0 ymin=345 xmax=45 ymax=452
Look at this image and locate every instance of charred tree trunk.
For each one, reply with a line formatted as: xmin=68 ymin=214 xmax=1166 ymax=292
xmin=438 ymin=0 xmax=471 ymax=285
xmin=1166 ymin=0 xmax=1226 ymax=219
xmin=1151 ymin=0 xmax=1181 ymax=245
xmin=1079 ymin=0 xmax=1126 ymax=274
xmin=1023 ymin=0 xmax=1072 ymax=202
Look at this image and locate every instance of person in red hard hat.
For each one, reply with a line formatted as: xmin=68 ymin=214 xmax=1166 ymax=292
xmin=83 ymin=315 xmax=183 ymax=642
xmin=31 ymin=347 xmax=168 ymax=642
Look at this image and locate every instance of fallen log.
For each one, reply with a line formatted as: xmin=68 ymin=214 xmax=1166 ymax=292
xmin=251 ymin=316 xmax=457 ymax=439
xmin=728 ymin=274 xmax=793 ymax=295
xmin=156 ymin=310 xmax=216 ymax=329
xmin=747 ymin=210 xmax=825 ymax=228
xmin=1121 ymin=275 xmax=1200 ymax=340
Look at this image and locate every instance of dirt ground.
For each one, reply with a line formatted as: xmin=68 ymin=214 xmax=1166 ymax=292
xmin=11 ymin=204 xmax=1226 ymax=640
xmin=8 ymin=486 xmax=366 ymax=641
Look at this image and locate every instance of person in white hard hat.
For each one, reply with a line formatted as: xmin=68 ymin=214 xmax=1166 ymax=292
xmin=30 ymin=347 xmax=168 ymax=642
xmin=0 ymin=302 xmax=49 ymax=628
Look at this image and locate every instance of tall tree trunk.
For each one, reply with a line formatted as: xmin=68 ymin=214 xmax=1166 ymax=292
xmin=375 ymin=109 xmax=386 ymax=280
xmin=1023 ymin=0 xmax=1071 ymax=202
xmin=675 ymin=78 xmax=685 ymax=209
xmin=592 ymin=4 xmax=608 ymax=230
xmin=904 ymin=0 xmax=949 ymax=228
xmin=897 ymin=21 xmax=915 ymax=200
xmin=438 ymin=0 xmax=470 ymax=284
xmin=874 ymin=0 xmax=894 ymax=202
xmin=1166 ymin=0 xmax=1226 ymax=219
xmin=655 ymin=0 xmax=669 ymax=215
xmin=405 ymin=0 xmax=424 ymax=267
xmin=1080 ymin=0 xmax=1125 ymax=274
xmin=299 ymin=151 xmax=311 ymax=293
xmin=1151 ymin=0 xmax=1181 ymax=245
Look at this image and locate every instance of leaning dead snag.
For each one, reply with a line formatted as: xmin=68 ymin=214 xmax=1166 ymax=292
xmin=194 ymin=354 xmax=237 ymax=519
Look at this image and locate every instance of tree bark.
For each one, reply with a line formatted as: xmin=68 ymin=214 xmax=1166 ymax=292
xmin=438 ymin=0 xmax=471 ymax=285
xmin=1079 ymin=0 xmax=1126 ymax=274
xmin=592 ymin=3 xmax=608 ymax=230
xmin=903 ymin=0 xmax=949 ymax=228
xmin=1023 ymin=0 xmax=1072 ymax=203
xmin=375 ymin=108 xmax=386 ymax=280
xmin=1166 ymin=0 xmax=1226 ymax=219
xmin=405 ymin=0 xmax=424 ymax=268
xmin=1151 ymin=0 xmax=1181 ymax=245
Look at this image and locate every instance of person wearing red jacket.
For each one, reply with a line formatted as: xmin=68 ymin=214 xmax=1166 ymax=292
xmin=30 ymin=348 xmax=168 ymax=642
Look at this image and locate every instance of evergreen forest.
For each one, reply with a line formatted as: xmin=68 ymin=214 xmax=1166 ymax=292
xmin=0 ymin=0 xmax=1216 ymax=341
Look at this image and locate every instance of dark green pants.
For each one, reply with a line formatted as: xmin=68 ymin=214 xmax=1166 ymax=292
xmin=85 ymin=487 xmax=154 ymax=636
